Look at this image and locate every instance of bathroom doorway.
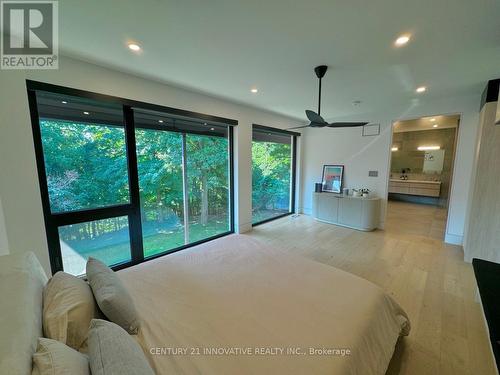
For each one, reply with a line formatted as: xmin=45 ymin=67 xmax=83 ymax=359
xmin=386 ymin=114 xmax=460 ymax=240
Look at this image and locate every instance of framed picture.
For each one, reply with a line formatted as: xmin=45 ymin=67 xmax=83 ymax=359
xmin=321 ymin=165 xmax=344 ymax=193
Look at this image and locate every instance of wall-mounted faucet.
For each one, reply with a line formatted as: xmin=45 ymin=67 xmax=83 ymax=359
xmin=400 ymin=168 xmax=411 ymax=180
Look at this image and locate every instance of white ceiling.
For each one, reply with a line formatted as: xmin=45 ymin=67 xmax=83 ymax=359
xmin=59 ymin=0 xmax=500 ymax=121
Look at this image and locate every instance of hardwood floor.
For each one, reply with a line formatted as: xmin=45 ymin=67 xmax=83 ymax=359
xmin=248 ymin=201 xmax=496 ymax=375
xmin=385 ymin=200 xmax=448 ymax=240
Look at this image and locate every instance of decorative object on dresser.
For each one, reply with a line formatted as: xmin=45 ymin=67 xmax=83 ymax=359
xmin=353 ymin=188 xmax=370 ymax=198
xmin=321 ymin=165 xmax=344 ymax=193
xmin=312 ymin=192 xmax=381 ymax=231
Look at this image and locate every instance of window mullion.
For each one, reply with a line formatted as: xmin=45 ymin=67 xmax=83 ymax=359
xmin=123 ymin=106 xmax=144 ymax=264
xmin=181 ymin=133 xmax=190 ymax=244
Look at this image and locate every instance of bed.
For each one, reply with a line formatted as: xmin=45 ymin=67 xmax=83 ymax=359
xmin=118 ymin=234 xmax=410 ymax=375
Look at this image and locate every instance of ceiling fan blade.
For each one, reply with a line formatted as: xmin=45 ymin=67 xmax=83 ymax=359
xmin=287 ymin=125 xmax=311 ymax=130
xmin=309 ymin=122 xmax=328 ymax=128
xmin=327 ymin=122 xmax=369 ymax=128
xmin=305 ymin=110 xmax=327 ymax=124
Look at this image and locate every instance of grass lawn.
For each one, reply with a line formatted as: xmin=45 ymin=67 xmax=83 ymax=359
xmin=66 ymin=219 xmax=230 ymax=269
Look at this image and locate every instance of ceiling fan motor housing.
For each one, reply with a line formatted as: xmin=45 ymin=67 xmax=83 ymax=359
xmin=314 ymin=65 xmax=328 ymax=79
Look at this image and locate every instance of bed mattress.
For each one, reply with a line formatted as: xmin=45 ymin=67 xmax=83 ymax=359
xmin=118 ymin=234 xmax=410 ymax=375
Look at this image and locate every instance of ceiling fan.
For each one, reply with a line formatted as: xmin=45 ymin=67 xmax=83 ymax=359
xmin=288 ymin=65 xmax=369 ymax=130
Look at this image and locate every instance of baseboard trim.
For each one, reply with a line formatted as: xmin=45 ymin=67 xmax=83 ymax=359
xmin=445 ymin=233 xmax=463 ymax=245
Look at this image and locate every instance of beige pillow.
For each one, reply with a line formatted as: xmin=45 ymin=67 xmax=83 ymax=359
xmin=86 ymin=258 xmax=139 ymax=334
xmin=43 ymin=271 xmax=99 ymax=351
xmin=32 ymin=337 xmax=90 ymax=375
xmin=88 ymin=319 xmax=154 ymax=375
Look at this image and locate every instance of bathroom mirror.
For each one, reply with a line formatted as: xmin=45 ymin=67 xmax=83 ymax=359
xmin=422 ymin=149 xmax=445 ymax=174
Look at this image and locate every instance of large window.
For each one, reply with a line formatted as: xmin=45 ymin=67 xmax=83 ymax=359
xmin=28 ymin=82 xmax=235 ymax=275
xmin=251 ymin=125 xmax=298 ymax=225
xmin=133 ymin=109 xmax=231 ymax=258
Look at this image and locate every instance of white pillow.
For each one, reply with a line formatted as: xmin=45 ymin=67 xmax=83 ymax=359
xmin=0 ymin=252 xmax=47 ymax=375
xmin=32 ymin=338 xmax=90 ymax=375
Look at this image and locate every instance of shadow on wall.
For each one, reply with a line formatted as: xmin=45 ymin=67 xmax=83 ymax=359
xmin=0 ymin=196 xmax=9 ymax=255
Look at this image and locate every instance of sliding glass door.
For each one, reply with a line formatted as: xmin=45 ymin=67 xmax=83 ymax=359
xmin=186 ymin=133 xmax=230 ymax=243
xmin=28 ymin=82 xmax=234 ymax=275
xmin=133 ymin=110 xmax=230 ymax=258
xmin=135 ymin=128 xmax=185 ymax=258
xmin=251 ymin=125 xmax=298 ymax=225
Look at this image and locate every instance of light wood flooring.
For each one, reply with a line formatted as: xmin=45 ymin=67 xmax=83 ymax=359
xmin=248 ymin=201 xmax=496 ymax=375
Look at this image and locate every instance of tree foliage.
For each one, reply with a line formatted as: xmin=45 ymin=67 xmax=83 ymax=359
xmin=41 ymin=120 xmax=229 ymax=259
xmin=251 ymin=141 xmax=291 ymax=222
xmin=40 ymin=119 xmax=292 ymax=268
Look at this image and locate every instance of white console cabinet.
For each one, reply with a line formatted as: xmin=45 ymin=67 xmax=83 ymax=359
xmin=312 ymin=193 xmax=380 ymax=231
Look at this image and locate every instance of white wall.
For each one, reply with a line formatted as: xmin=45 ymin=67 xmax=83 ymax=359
xmin=464 ymin=100 xmax=500 ymax=263
xmin=300 ymin=93 xmax=480 ymax=246
xmin=0 ymin=56 xmax=302 ymax=274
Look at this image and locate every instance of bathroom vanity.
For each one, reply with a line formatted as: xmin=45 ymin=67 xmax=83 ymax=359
xmin=388 ymin=179 xmax=441 ymax=197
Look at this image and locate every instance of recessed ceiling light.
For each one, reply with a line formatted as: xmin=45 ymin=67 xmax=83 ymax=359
xmin=128 ymin=43 xmax=141 ymax=52
xmin=429 ymin=118 xmax=436 ymax=122
xmin=83 ymin=111 xmax=89 ymax=115
xmin=250 ymin=88 xmax=258 ymax=93
xmin=158 ymin=120 xmax=163 ymax=123
xmin=395 ymin=35 xmax=410 ymax=46
xmin=210 ymin=127 xmax=215 ymax=131
xmin=416 ymin=86 xmax=427 ymax=93
xmin=433 ymin=124 xmax=438 ymax=128
xmin=61 ymin=101 xmax=67 ymax=104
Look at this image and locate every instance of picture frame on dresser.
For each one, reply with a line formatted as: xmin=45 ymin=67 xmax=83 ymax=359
xmin=321 ymin=165 xmax=344 ymax=193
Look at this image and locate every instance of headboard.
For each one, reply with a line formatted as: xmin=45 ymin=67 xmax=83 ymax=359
xmin=0 ymin=252 xmax=47 ymax=375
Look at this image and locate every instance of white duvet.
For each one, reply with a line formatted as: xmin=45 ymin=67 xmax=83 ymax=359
xmin=118 ymin=235 xmax=410 ymax=375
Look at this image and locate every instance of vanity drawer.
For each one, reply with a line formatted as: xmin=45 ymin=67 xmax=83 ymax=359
xmin=389 ymin=181 xmax=409 ymax=188
xmin=388 ymin=183 xmax=409 ymax=194
xmin=408 ymin=187 xmax=440 ymax=197
xmin=410 ymin=182 xmax=440 ymax=189
xmin=389 ymin=180 xmax=441 ymax=197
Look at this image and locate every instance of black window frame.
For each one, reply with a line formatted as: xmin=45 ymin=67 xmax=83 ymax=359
xmin=27 ymin=80 xmax=236 ymax=275
xmin=251 ymin=124 xmax=300 ymax=227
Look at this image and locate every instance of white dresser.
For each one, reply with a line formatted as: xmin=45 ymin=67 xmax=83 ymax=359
xmin=312 ymin=193 xmax=381 ymax=231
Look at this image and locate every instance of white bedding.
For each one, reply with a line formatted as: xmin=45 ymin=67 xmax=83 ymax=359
xmin=118 ymin=235 xmax=410 ymax=375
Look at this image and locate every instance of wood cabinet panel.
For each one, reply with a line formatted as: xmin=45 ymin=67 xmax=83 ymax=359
xmin=338 ymin=198 xmax=362 ymax=228
xmin=389 ymin=181 xmax=440 ymax=197
xmin=312 ymin=193 xmax=380 ymax=231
